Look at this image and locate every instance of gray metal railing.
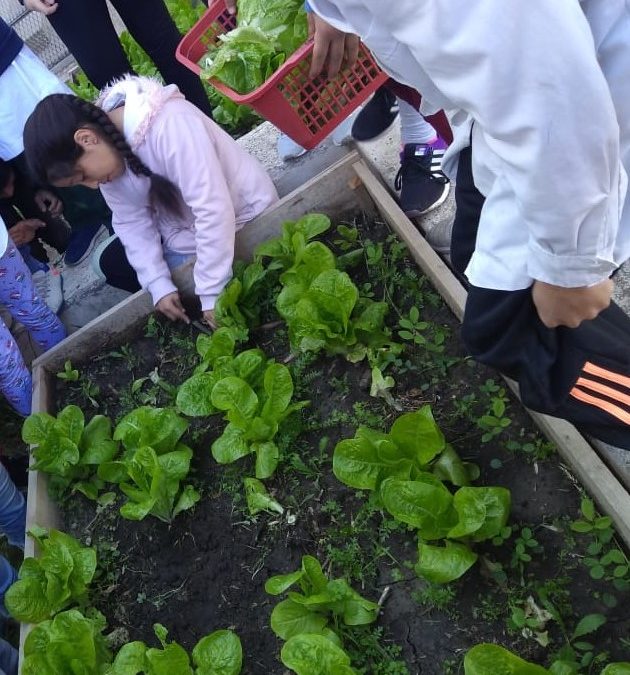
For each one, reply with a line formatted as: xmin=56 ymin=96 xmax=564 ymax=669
xmin=0 ymin=0 xmax=71 ymax=70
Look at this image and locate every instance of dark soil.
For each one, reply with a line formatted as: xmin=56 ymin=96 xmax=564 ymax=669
xmin=52 ymin=214 xmax=630 ymax=674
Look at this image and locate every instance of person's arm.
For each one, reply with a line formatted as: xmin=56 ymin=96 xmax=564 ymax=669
xmin=352 ymin=0 xmax=623 ymax=326
xmin=99 ymin=182 xmax=187 ymax=322
xmin=359 ymin=0 xmax=622 ymax=283
xmin=150 ymin=110 xmax=240 ymax=319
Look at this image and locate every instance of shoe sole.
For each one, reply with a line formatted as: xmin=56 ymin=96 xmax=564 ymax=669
xmin=404 ymin=182 xmax=451 ymax=219
xmin=63 ymin=225 xmax=107 ymax=267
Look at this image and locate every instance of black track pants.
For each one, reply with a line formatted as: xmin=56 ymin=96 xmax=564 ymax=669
xmin=47 ymin=0 xmax=213 ymax=118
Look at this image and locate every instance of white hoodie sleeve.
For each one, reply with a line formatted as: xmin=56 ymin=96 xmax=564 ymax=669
xmin=316 ymin=0 xmax=626 ymax=287
xmin=149 ymin=110 xmax=236 ymax=311
xmin=100 ymin=180 xmax=178 ymax=305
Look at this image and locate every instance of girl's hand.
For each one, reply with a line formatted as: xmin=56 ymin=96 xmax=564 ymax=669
xmin=10 ymin=219 xmax=45 ymax=246
xmin=224 ymin=0 xmax=236 ymax=14
xmin=34 ymin=189 xmax=63 ymax=216
xmin=202 ymin=309 xmax=217 ymax=330
xmin=23 ymin=0 xmax=58 ymax=15
xmin=156 ymin=292 xmax=190 ymax=323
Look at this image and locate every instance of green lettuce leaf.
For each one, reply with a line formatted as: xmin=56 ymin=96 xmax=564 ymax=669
xmin=464 ymin=644 xmax=549 ymax=674
xmin=415 ymin=541 xmax=478 ymax=584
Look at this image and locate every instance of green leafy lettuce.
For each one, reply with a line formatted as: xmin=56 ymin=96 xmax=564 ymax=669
xmin=281 ymin=633 xmax=356 ymax=675
xmin=22 ymin=609 xmax=111 ymax=675
xmin=5 ymin=527 xmax=96 ymax=623
xmin=266 ymin=555 xmax=378 ymax=641
xmin=210 ymin=362 xmax=308 ymax=479
xmin=107 ymin=623 xmax=243 ymax=675
xmin=98 ymin=407 xmax=200 ymax=523
xmin=333 ymin=407 xmax=510 ymax=583
xmin=22 ymin=405 xmax=119 ymax=500
xmin=201 ymin=0 xmax=308 ymax=95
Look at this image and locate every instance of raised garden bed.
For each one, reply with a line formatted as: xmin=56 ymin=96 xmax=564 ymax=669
xmin=21 ymin=153 xmax=630 ymax=673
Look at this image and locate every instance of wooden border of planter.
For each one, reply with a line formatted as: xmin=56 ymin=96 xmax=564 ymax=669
xmin=23 ymin=151 xmax=630 ymax=660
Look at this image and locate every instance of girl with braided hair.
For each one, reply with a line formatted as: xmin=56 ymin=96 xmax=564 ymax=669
xmin=23 ymin=76 xmax=278 ymax=327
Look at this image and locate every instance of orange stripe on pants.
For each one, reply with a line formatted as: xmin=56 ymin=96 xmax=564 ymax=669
xmin=575 ymin=377 xmax=630 ymax=408
xmin=583 ymin=362 xmax=630 ymax=391
xmin=570 ymin=387 xmax=630 ymax=425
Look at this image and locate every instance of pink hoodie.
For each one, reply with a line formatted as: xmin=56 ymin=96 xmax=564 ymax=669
xmin=98 ymin=76 xmax=278 ymax=310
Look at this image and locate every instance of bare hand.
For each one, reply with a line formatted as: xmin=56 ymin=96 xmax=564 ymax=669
xmin=9 ymin=219 xmax=45 ymax=246
xmin=308 ymin=12 xmax=360 ymax=79
xmin=23 ymin=0 xmax=58 ymax=15
xmin=224 ymin=0 xmax=236 ymax=15
xmin=532 ymin=279 xmax=613 ymax=328
xmin=34 ymin=189 xmax=63 ymax=216
xmin=155 ymin=292 xmax=190 ymax=323
xmin=202 ymin=309 xmax=217 ymax=330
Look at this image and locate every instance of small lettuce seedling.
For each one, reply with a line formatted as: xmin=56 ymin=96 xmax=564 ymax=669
xmin=266 ymin=555 xmax=379 ymax=641
xmin=244 ymin=477 xmax=284 ymax=515
xmin=108 ymin=623 xmax=243 ymax=675
xmin=23 ymin=405 xmax=119 ymax=500
xmin=177 ymin=327 xmax=269 ymax=418
xmin=98 ymin=407 xmax=200 ymax=523
xmin=210 ymin=362 xmax=309 ymax=479
xmin=333 ymin=407 xmax=510 ymax=584
xmin=22 ymin=608 xmax=111 ymax=675
xmin=214 ymin=259 xmax=279 ymax=337
xmin=5 ymin=527 xmax=96 ymax=623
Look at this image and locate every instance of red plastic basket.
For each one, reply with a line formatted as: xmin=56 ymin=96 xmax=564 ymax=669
xmin=176 ymin=0 xmax=388 ymax=149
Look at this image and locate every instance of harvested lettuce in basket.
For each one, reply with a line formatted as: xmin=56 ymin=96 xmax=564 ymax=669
xmin=201 ymin=0 xmax=308 ymax=94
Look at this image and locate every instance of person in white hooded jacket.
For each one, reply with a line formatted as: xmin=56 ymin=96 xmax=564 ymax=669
xmin=22 ymin=76 xmax=279 ymax=327
xmin=302 ymin=0 xmax=630 ymax=447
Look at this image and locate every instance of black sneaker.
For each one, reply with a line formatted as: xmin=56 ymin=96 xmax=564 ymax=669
xmin=395 ymin=140 xmax=450 ymax=217
xmin=351 ymin=86 xmax=399 ymax=141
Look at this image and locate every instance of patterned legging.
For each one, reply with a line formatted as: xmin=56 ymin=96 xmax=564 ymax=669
xmin=0 ymin=239 xmax=65 ymax=415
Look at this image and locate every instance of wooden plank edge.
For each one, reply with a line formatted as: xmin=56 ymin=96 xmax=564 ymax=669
xmin=235 ymin=150 xmax=367 ymax=259
xmin=21 ymin=364 xmax=61 ymax=662
xmin=353 ymin=159 xmax=630 ymax=549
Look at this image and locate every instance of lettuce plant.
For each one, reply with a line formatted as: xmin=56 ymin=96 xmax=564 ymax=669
xmin=22 ymin=608 xmax=112 ymax=675
xmin=214 ymin=214 xmax=333 ymax=333
xmin=464 ymin=644 xmax=630 ymax=675
xmin=108 ymin=623 xmax=243 ymax=675
xmin=254 ymin=214 xmax=334 ymax=270
xmin=98 ymin=407 xmax=200 ymax=523
xmin=333 ymin=407 xmax=510 ymax=583
xmin=210 ymin=362 xmax=308 ymax=479
xmin=255 ymin=214 xmax=402 ymax=401
xmin=176 ymin=327 xmax=308 ymax=479
xmin=214 ymin=259 xmax=280 ymax=336
xmin=266 ymin=555 xmax=378 ymax=641
xmin=177 ymin=329 xmax=268 ymax=417
xmin=22 ymin=405 xmax=119 ymax=500
xmin=5 ymin=527 xmax=96 ymax=624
